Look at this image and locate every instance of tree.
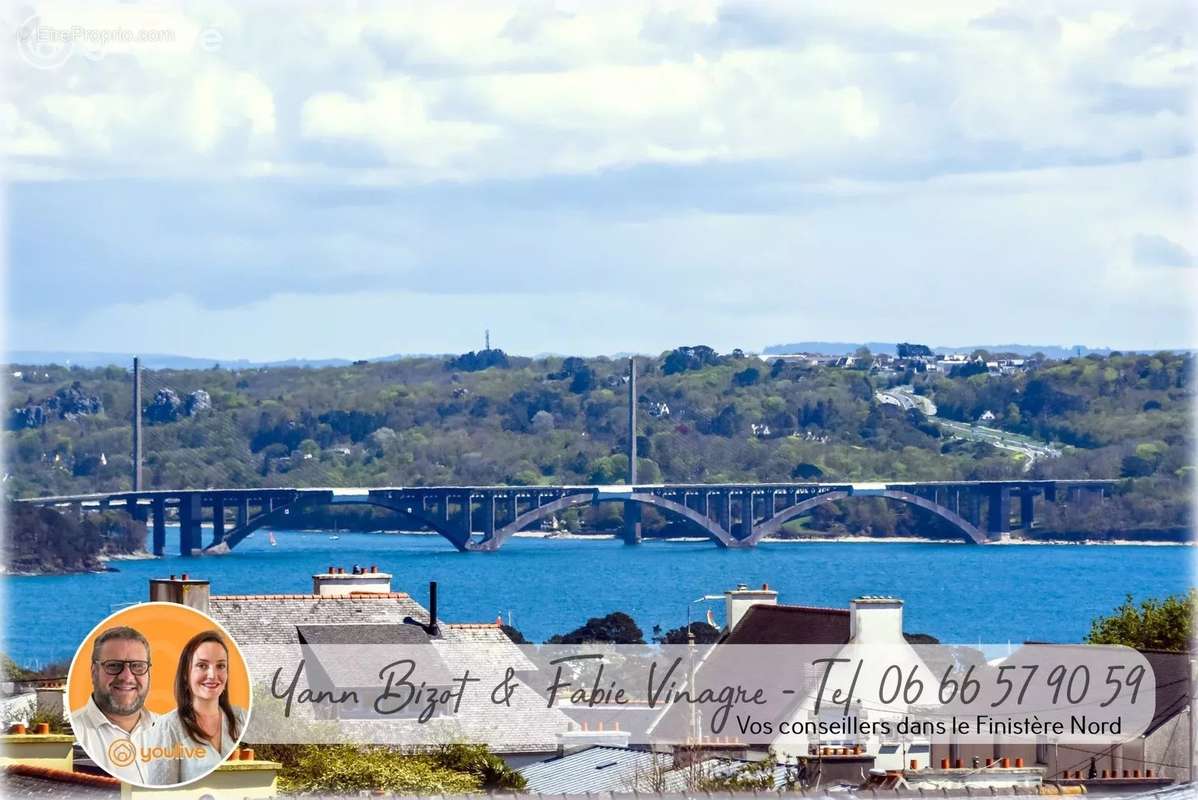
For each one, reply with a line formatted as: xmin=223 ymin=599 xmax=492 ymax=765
xmin=499 ymin=624 xmax=527 ymax=644
xmin=653 ymin=622 xmax=721 ymax=644
xmin=1086 ymin=591 xmax=1194 ymax=651
xmin=547 ymin=611 xmax=644 ymax=644
xmin=569 ymin=367 xmax=595 ymax=394
xmin=732 ymin=367 xmax=760 ymax=387
xmin=252 ymin=743 xmax=525 ymax=794
xmin=897 ymin=343 xmax=933 ymax=359
xmin=530 ymin=410 xmax=555 ymax=434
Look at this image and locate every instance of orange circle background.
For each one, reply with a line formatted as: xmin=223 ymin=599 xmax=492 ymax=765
xmin=67 ymin=604 xmax=250 ymax=715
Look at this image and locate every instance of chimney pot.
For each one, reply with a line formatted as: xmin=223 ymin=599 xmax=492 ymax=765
xmin=150 ymin=576 xmax=210 ymax=614
xmin=724 ymin=583 xmax=778 ymax=632
xmin=312 ymin=566 xmax=392 ymax=596
xmin=850 ymin=596 xmax=904 ymax=643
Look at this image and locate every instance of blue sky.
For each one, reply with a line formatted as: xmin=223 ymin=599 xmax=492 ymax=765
xmin=4 ymin=2 xmax=1195 ymax=360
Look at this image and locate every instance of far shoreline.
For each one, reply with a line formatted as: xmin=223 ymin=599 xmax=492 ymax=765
xmin=276 ymin=528 xmax=1193 ymax=546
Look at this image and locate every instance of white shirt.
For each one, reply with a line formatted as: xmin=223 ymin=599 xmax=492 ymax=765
xmin=70 ymin=696 xmax=159 ymax=785
xmin=145 ymin=706 xmax=247 ymax=786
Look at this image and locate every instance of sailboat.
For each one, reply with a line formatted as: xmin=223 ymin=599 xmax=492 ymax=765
xmin=329 ymin=519 xmax=340 ymax=541
xmin=268 ymin=531 xmax=277 ymax=547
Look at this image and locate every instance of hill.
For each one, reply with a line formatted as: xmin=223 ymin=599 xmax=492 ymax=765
xmin=4 ymin=347 xmax=1192 ymax=539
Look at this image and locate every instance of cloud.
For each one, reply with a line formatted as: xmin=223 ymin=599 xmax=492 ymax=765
xmin=3 ymin=2 xmax=1194 ymax=183
xmin=1133 ymin=233 xmax=1195 ymax=268
xmin=4 ymin=1 xmax=1196 ymax=356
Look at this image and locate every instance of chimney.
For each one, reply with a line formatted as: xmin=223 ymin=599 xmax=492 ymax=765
xmin=428 ymin=581 xmax=438 ymax=635
xmin=312 ymin=567 xmax=391 ymax=596
xmin=149 ymin=575 xmax=210 ymax=614
xmin=723 ymin=583 xmax=777 ymax=632
xmin=850 ymin=596 xmax=904 ymax=643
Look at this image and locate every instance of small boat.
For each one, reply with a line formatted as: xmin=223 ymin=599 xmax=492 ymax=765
xmin=244 ymin=532 xmax=255 ymax=540
xmin=268 ymin=532 xmax=277 ymax=547
xmin=329 ymin=535 xmax=340 ymax=541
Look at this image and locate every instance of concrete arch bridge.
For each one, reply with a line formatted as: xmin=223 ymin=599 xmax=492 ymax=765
xmin=19 ymin=480 xmax=1114 ymax=555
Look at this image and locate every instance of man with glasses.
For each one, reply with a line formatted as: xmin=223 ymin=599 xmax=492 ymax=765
xmin=70 ymin=626 xmax=158 ymax=784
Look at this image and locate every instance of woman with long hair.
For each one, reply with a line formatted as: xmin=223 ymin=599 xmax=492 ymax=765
xmin=146 ymin=630 xmax=247 ymax=785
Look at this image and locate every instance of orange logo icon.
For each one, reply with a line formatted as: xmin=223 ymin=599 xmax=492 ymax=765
xmin=107 ymin=738 xmax=137 ymax=767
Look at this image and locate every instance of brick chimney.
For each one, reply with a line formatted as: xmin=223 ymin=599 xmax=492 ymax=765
xmin=724 ymin=583 xmax=777 ymax=632
xmin=312 ymin=566 xmax=391 ymax=596
xmin=850 ymin=596 xmax=904 ymax=643
xmin=149 ymin=574 xmax=210 ymax=614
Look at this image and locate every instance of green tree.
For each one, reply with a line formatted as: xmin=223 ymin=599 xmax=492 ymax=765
xmin=251 ymin=739 xmax=526 ymax=794
xmin=653 ymin=622 xmax=721 ymax=644
xmin=548 ymin=611 xmax=644 ymax=644
xmin=1086 ymin=591 xmax=1195 ymax=651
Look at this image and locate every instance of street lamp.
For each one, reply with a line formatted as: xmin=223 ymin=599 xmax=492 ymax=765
xmin=685 ymin=595 xmax=724 ymax=742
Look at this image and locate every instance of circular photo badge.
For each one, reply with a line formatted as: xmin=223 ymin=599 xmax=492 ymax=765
xmin=65 ymin=603 xmax=252 ymax=788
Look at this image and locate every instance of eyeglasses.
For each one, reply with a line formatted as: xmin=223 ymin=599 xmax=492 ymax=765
xmin=94 ymin=659 xmax=151 ymax=676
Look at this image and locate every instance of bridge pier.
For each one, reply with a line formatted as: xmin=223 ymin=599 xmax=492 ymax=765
xmin=1019 ymin=489 xmax=1035 ymax=529
xmin=152 ymin=499 xmax=166 ymax=556
xmin=125 ymin=498 xmax=147 ymax=523
xmin=986 ymin=486 xmax=1011 ymax=538
xmin=740 ymin=490 xmax=754 ymax=540
xmin=623 ymin=501 xmax=642 ymax=545
xmin=212 ymin=497 xmax=226 ymax=547
xmin=482 ymin=494 xmax=496 ymax=541
xmin=236 ymin=498 xmax=248 ymax=529
xmin=179 ymin=494 xmax=202 ymax=556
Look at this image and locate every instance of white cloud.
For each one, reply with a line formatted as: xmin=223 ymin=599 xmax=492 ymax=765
xmin=4 ymin=1 xmax=1194 ymax=354
xmin=301 ymin=79 xmax=496 ymax=169
xmin=2 ymin=1 xmax=1192 ymax=182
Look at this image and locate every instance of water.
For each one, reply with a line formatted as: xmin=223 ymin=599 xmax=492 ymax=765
xmin=2 ymin=528 xmax=1192 ymax=666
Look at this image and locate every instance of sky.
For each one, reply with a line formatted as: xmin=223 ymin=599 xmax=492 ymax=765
xmin=3 ymin=1 xmax=1196 ymax=360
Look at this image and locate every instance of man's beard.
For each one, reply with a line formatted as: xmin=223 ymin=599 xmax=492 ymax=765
xmin=93 ymin=683 xmax=147 ymax=716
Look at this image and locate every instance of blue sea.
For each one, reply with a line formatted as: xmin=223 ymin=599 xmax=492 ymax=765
xmin=2 ymin=528 xmax=1192 ymax=667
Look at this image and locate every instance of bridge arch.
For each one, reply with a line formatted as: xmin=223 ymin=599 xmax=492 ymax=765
xmin=748 ymin=489 xmax=986 ymax=545
xmin=471 ymin=491 xmax=739 ymax=551
xmin=208 ymin=496 xmax=472 ymax=554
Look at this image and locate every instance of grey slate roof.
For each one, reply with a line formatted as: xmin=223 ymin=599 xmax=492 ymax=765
xmin=520 ymin=745 xmax=666 ymax=793
xmin=208 ymin=593 xmax=572 ymax=754
xmin=519 ymin=745 xmax=792 ymax=794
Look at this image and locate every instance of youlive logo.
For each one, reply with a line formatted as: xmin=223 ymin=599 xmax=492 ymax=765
xmin=139 ymin=743 xmax=208 ymax=761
